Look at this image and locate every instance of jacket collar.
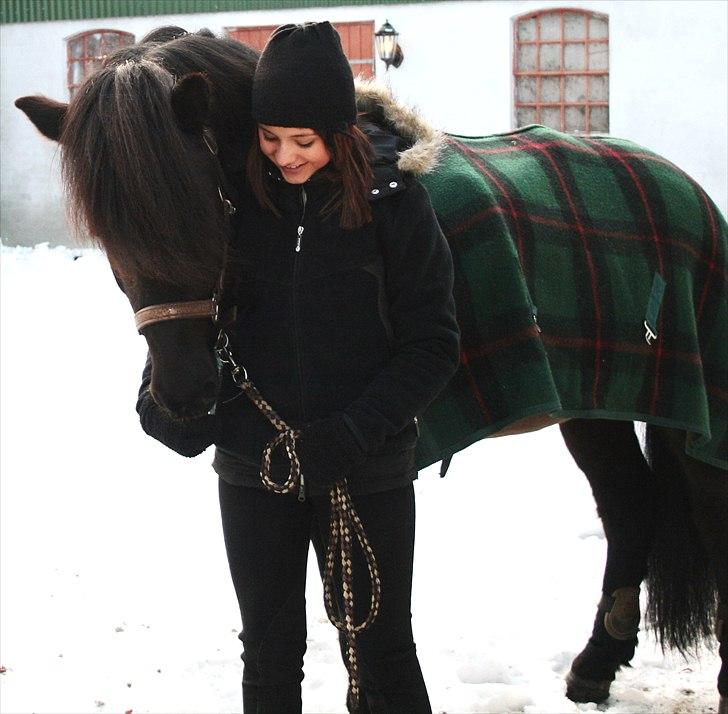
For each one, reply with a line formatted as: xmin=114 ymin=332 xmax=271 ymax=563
xmin=362 ymin=119 xmax=407 ymax=202
xmin=354 ymin=78 xmax=444 ymax=177
xmin=263 ymin=77 xmax=445 ymax=205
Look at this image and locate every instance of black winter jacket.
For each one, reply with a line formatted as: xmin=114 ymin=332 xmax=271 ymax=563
xmin=213 ymin=153 xmax=459 ymax=494
xmin=138 ymin=91 xmax=460 ymax=495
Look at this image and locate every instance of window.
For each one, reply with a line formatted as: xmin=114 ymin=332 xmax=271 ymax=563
xmin=513 ymin=9 xmax=609 ymax=134
xmin=226 ymin=21 xmax=376 ymax=79
xmin=66 ymin=29 xmax=135 ymax=97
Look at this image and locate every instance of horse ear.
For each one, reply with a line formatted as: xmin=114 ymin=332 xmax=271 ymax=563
xmin=15 ymin=96 xmax=68 ymax=142
xmin=171 ymin=73 xmax=210 ymax=133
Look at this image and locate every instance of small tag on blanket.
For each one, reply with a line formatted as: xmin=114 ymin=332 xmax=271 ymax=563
xmin=644 ymin=272 xmax=666 ymax=345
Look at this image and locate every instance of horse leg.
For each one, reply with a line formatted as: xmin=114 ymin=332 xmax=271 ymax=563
xmin=653 ymin=427 xmax=727 ymax=711
xmin=560 ymin=418 xmax=656 ymax=703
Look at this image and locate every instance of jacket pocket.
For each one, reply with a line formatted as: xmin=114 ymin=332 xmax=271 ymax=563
xmin=374 ymin=419 xmax=420 ymax=456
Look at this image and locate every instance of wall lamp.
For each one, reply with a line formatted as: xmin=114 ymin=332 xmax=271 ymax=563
xmin=375 ymin=20 xmax=404 ymax=71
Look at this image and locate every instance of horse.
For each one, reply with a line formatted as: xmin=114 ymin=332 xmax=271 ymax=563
xmin=15 ymin=28 xmax=727 ymax=711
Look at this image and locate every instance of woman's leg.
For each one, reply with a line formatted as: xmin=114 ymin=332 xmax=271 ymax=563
xmin=219 ymin=480 xmax=312 ymax=714
xmin=312 ymin=484 xmax=432 ymax=713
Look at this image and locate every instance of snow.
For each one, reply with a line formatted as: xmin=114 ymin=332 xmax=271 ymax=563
xmin=0 ymin=244 xmax=721 ymax=713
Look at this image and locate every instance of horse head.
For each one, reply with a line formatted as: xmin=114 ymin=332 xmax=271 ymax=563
xmin=15 ymin=40 xmax=253 ymax=418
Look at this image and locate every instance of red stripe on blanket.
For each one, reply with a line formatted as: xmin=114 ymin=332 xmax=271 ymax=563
xmin=447 ymin=137 xmax=528 ymax=264
xmin=585 ymin=139 xmax=666 ymax=416
xmin=707 ymin=384 xmax=728 ymax=403
xmin=462 ymin=325 xmax=541 ymax=359
xmin=515 ymin=134 xmax=604 ymax=410
xmin=621 ymin=151 xmax=722 ymax=324
xmin=459 ymin=353 xmax=493 ymax=422
xmin=696 ymin=188 xmax=720 ymax=321
xmin=541 ymin=334 xmax=701 ymax=365
xmin=448 ymin=209 xmax=726 ymax=279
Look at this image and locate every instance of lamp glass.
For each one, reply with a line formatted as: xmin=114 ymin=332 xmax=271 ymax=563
xmin=376 ymin=34 xmax=397 ymax=62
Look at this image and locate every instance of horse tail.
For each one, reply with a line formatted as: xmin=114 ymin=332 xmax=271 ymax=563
xmin=644 ymin=424 xmax=717 ymax=654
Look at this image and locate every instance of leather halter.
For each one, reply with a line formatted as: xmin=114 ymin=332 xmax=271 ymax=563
xmin=132 ymin=127 xmax=237 ymax=334
xmin=135 ymin=298 xmax=219 ymax=332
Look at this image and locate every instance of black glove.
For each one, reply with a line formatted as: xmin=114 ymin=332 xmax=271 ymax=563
xmin=137 ymin=388 xmax=219 ymax=458
xmin=135 ymin=353 xmax=218 ymax=458
xmin=296 ymin=415 xmax=366 ymax=487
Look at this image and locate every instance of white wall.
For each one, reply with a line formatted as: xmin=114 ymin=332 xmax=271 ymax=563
xmin=1 ymin=0 xmax=726 ymax=247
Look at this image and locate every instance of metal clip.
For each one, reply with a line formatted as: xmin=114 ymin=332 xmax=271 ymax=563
xmin=644 ymin=321 xmax=658 ymax=345
xmin=218 ymin=186 xmax=236 ymax=215
xmin=231 ymin=365 xmax=249 ymax=385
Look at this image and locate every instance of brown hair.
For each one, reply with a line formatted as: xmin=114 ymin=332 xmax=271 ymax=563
xmin=246 ymin=123 xmax=374 ymax=230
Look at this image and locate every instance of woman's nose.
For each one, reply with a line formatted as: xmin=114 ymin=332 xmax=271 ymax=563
xmin=276 ymin=143 xmax=297 ymax=165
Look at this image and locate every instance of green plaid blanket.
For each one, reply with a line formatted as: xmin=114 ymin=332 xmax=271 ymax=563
xmin=417 ymin=125 xmax=727 ymax=471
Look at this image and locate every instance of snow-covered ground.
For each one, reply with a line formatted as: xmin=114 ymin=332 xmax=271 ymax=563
xmin=0 ymin=244 xmax=721 ymax=713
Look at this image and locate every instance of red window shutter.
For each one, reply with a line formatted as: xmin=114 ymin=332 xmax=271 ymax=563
xmin=226 ymin=21 xmax=375 ymax=79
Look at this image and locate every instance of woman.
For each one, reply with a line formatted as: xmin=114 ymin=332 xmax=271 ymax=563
xmin=138 ymin=22 xmax=459 ymax=712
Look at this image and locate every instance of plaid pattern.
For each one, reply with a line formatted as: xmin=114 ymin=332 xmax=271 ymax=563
xmin=417 ymin=125 xmax=727 ymax=471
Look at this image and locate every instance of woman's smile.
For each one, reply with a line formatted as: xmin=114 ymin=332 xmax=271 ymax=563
xmin=258 ymin=124 xmax=331 ymax=184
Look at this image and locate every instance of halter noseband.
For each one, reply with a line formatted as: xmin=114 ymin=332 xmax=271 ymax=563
xmin=132 ymin=127 xmax=236 ymax=334
xmin=134 ymin=295 xmax=234 ymax=332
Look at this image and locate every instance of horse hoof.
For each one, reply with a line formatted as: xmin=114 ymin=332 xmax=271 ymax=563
xmin=565 ymin=668 xmax=611 ymax=703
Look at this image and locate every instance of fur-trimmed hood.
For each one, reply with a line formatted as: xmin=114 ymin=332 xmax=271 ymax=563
xmin=355 ymin=79 xmax=444 ymax=177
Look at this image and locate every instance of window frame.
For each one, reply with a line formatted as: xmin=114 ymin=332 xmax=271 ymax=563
xmin=513 ymin=8 xmax=609 ymax=134
xmin=66 ymin=29 xmax=135 ymax=97
xmin=225 ymin=21 xmax=377 ymax=79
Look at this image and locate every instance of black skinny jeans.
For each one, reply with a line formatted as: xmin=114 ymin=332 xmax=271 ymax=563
xmin=218 ymin=479 xmax=432 ymax=714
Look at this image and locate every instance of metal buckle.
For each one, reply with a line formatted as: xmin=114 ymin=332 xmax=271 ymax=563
xmin=644 ymin=320 xmax=658 ymax=345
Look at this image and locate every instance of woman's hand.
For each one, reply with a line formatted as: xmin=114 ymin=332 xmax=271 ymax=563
xmin=297 ymin=415 xmax=366 ymax=486
xmin=136 ymin=352 xmax=218 ymax=458
xmin=137 ymin=387 xmax=219 ymax=458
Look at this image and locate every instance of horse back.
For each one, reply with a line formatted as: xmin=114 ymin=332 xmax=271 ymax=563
xmin=417 ymin=125 xmax=727 ymax=471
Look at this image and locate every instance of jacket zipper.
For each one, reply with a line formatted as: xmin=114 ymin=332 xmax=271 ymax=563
xmin=292 ymin=186 xmax=307 ymax=500
xmin=295 ymin=186 xmax=307 ymax=252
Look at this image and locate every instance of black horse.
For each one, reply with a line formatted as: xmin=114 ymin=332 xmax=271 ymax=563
xmin=15 ymin=28 xmax=726 ymax=711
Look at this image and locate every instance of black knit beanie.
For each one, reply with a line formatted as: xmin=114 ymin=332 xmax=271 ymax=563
xmin=252 ymin=22 xmax=357 ymax=132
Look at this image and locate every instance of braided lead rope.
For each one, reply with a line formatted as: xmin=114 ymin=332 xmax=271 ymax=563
xmin=216 ymin=332 xmax=381 ymax=705
xmin=322 ymin=482 xmax=382 ymax=708
xmin=237 ymin=379 xmax=304 ymax=499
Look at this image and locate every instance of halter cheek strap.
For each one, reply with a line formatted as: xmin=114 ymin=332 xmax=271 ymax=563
xmin=132 ymin=126 xmax=237 ymax=335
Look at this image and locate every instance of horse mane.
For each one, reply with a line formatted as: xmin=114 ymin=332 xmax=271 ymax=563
xmin=148 ymin=34 xmax=259 ymax=176
xmin=60 ymin=33 xmax=258 ymax=288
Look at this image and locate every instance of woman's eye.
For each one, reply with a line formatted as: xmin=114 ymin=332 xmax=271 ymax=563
xmin=298 ymin=142 xmax=315 ymax=148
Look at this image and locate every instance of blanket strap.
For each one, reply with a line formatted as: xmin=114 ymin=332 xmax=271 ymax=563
xmin=644 ymin=272 xmax=666 ymax=345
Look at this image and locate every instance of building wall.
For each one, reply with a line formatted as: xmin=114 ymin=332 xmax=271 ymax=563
xmin=1 ymin=0 xmax=726 ymax=247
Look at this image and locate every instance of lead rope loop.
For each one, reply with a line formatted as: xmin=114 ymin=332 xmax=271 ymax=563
xmin=323 ymin=482 xmax=382 ymax=707
xmin=216 ymin=330 xmax=380 ymax=707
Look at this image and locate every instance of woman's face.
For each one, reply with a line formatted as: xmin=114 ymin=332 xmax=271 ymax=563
xmin=258 ymin=125 xmax=331 ymax=184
